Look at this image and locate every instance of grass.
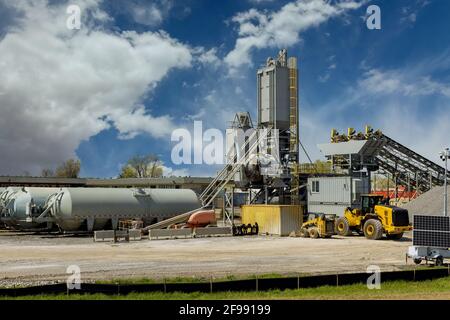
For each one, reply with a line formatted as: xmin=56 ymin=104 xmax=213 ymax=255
xmin=96 ymin=273 xmax=291 ymax=285
xmin=2 ymin=276 xmax=450 ymax=300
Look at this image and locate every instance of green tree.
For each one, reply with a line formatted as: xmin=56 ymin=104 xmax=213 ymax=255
xmin=55 ymin=159 xmax=81 ymax=178
xmin=313 ymin=160 xmax=332 ymax=173
xmin=123 ymin=154 xmax=163 ymax=178
xmin=41 ymin=168 xmax=54 ymax=177
xmin=119 ymin=165 xmax=138 ymax=178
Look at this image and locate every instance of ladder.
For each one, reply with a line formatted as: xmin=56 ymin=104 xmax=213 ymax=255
xmin=199 ymin=128 xmax=268 ymax=207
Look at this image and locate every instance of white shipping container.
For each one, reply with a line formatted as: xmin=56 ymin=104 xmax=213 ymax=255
xmin=307 ymin=176 xmax=370 ymax=217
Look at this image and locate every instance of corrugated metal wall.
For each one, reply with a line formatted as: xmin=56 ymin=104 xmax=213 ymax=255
xmin=307 ymin=204 xmax=348 ymax=217
xmin=241 ymin=205 xmax=302 ymax=236
xmin=307 ymin=176 xmax=370 ymax=217
xmin=308 ymin=176 xmax=351 ymax=204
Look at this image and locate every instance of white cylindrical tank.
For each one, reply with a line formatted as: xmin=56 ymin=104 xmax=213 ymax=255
xmin=1 ymin=187 xmax=20 ymax=227
xmin=2 ymin=187 xmax=60 ymax=230
xmin=48 ymin=188 xmax=201 ymax=231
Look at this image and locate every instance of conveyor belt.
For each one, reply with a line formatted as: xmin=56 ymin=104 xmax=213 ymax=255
xmin=374 ymin=134 xmax=448 ymax=193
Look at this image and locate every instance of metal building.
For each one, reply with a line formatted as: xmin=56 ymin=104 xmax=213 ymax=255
xmin=307 ymin=175 xmax=370 ymax=217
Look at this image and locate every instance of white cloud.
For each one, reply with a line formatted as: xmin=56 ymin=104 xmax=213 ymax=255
xmin=224 ymin=0 xmax=365 ymax=72
xmin=128 ymin=0 xmax=173 ymax=27
xmin=162 ymin=165 xmax=190 ymax=177
xmin=196 ymin=47 xmax=221 ymax=68
xmin=248 ymin=0 xmax=276 ymax=3
xmin=400 ymin=0 xmax=431 ymax=25
xmin=0 ymin=0 xmax=192 ymax=174
xmin=359 ymin=69 xmax=450 ymax=97
xmin=318 ymin=73 xmax=330 ymax=83
xmin=309 ymin=55 xmax=450 ymax=165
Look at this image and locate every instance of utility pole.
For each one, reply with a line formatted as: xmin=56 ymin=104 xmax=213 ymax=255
xmin=439 ymin=148 xmax=450 ymax=217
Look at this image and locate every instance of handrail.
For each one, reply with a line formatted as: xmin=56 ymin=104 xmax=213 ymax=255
xmin=200 ymin=127 xmax=271 ymax=207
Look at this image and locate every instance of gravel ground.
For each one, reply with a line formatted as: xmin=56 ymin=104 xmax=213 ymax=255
xmin=0 ymin=231 xmax=416 ymax=287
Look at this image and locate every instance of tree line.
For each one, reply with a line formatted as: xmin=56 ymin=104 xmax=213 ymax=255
xmin=38 ymin=154 xmax=164 ymax=179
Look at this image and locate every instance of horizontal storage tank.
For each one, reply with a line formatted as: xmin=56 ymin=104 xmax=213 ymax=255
xmin=241 ymin=205 xmax=303 ymax=236
xmin=46 ymin=188 xmax=201 ymax=231
xmin=1 ymin=187 xmax=60 ymax=230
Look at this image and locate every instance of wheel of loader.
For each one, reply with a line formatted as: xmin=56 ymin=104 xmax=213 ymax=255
xmin=386 ymin=232 xmax=404 ymax=240
xmin=363 ymin=219 xmax=383 ymax=240
xmin=300 ymin=228 xmax=310 ymax=238
xmin=335 ymin=217 xmax=352 ymax=236
xmin=413 ymin=258 xmax=422 ymax=265
xmin=309 ymin=227 xmax=319 ymax=239
xmin=435 ymin=256 xmax=444 ymax=266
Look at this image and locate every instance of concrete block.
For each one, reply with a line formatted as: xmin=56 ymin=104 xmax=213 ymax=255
xmin=129 ymin=229 xmax=142 ymax=241
xmin=149 ymin=228 xmax=192 ymax=240
xmin=194 ymin=227 xmax=233 ymax=237
xmin=94 ymin=230 xmax=115 ymax=242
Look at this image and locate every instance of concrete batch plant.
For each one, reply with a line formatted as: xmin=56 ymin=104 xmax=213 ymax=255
xmin=1 ymin=48 xmax=449 ymax=236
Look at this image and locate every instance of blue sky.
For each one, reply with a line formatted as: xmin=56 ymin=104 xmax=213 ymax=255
xmin=0 ymin=0 xmax=449 ymax=177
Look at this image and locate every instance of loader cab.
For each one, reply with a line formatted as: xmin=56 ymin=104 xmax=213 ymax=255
xmin=360 ymin=194 xmax=384 ymax=214
xmin=307 ymin=213 xmax=324 ymax=221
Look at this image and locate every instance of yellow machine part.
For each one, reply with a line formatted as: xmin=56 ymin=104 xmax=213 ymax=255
xmin=301 ymin=214 xmax=335 ymax=238
xmin=343 ymin=205 xmax=412 ymax=235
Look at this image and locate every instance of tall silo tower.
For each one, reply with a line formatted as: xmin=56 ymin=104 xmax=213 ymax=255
xmin=256 ymin=49 xmax=299 ymax=166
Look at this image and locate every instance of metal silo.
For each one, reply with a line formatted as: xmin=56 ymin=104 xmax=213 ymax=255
xmin=39 ymin=188 xmax=201 ymax=231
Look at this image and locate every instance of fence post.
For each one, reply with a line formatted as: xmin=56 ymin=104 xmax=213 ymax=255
xmin=163 ymin=278 xmax=167 ymax=293
xmin=210 ymin=276 xmax=213 ymax=294
xmin=256 ymin=275 xmax=258 ymax=292
xmin=336 ymin=274 xmax=339 ymax=287
xmin=297 ymin=276 xmax=300 ymax=290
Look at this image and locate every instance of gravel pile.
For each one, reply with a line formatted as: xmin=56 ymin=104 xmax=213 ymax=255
xmin=403 ymin=186 xmax=449 ymax=221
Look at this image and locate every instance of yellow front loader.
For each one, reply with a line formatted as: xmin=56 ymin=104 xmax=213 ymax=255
xmin=335 ymin=194 xmax=412 ymax=240
xmin=300 ymin=213 xmax=336 ymax=238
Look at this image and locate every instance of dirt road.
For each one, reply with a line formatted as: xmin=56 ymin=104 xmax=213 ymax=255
xmin=0 ymin=232 xmax=414 ymax=287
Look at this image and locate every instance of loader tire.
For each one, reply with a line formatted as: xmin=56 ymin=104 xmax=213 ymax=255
xmin=386 ymin=232 xmax=404 ymax=240
xmin=300 ymin=228 xmax=309 ymax=238
xmin=309 ymin=227 xmax=319 ymax=239
xmin=335 ymin=217 xmax=352 ymax=236
xmin=363 ymin=219 xmax=383 ymax=240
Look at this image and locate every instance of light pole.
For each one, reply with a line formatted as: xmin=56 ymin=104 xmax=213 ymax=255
xmin=440 ymin=148 xmax=450 ymax=217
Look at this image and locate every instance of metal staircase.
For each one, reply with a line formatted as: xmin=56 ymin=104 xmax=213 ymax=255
xmin=199 ymin=128 xmax=268 ymax=207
